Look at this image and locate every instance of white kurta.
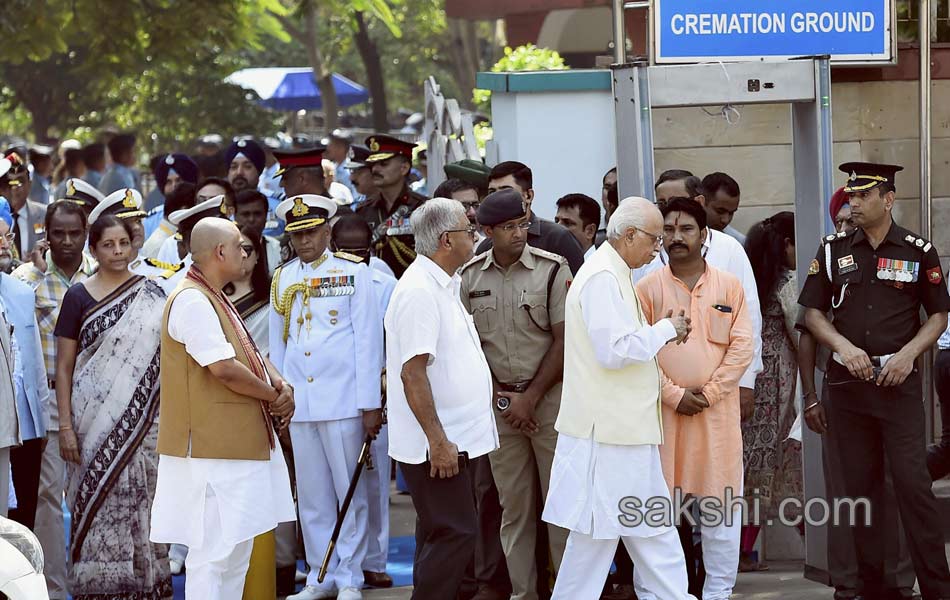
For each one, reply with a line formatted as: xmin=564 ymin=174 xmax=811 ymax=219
xmin=149 ymin=288 xmax=296 ymax=552
xmin=543 ymin=272 xmax=676 ymax=539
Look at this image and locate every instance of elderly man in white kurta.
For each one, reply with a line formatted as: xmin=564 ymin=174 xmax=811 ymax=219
xmin=543 ymin=197 xmax=695 ymax=600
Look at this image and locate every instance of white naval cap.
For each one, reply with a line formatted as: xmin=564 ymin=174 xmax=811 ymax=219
xmin=63 ymin=178 xmax=105 ymax=208
xmin=88 ymin=188 xmax=145 ymax=224
xmin=275 ymin=194 xmax=337 ymax=233
xmin=168 ymin=194 xmax=229 ymax=227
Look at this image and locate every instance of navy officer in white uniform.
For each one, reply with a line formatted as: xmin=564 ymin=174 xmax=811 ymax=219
xmin=270 ymin=194 xmax=384 ymax=600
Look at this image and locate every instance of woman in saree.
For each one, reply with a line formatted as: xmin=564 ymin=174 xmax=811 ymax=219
xmin=227 ymin=225 xmax=271 ymax=354
xmin=55 ymin=214 xmax=171 ymax=599
xmin=225 ymin=224 xmax=283 ymax=598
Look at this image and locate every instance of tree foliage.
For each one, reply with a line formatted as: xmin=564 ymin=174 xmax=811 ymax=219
xmin=473 ymin=44 xmax=569 ymax=110
xmin=0 ymin=0 xmax=288 ymax=140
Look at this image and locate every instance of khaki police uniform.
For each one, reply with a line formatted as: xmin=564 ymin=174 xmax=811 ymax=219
xmin=460 ymin=244 xmax=572 ymax=600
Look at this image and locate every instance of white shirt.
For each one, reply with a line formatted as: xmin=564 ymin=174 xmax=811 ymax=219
xmin=150 ymin=289 xmax=296 ymax=550
xmin=939 ymin=282 xmax=950 ymax=350
xmin=582 ymin=271 xmax=676 ymax=369
xmin=370 ymin=255 xmax=396 ymax=280
xmin=264 ymin=235 xmax=281 ymax=275
xmin=632 ymin=227 xmax=763 ymax=388
xmin=385 ymin=255 xmax=498 ymax=464
xmin=157 ymin=234 xmax=183 ymax=265
xmin=583 ymin=244 xmax=596 ymax=262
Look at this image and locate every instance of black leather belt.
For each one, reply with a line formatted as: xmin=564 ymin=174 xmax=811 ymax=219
xmin=48 ymin=379 xmax=55 ymax=390
xmin=498 ymin=381 xmax=531 ymax=393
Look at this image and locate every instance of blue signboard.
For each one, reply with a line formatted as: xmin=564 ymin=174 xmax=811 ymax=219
xmin=654 ymin=0 xmax=893 ymax=64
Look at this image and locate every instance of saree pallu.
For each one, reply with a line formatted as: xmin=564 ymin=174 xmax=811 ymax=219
xmin=234 ymin=293 xmax=278 ymax=600
xmin=66 ymin=277 xmax=172 ymax=599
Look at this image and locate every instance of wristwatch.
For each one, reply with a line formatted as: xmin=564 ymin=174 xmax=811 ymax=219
xmin=495 ymin=396 xmax=511 ymax=412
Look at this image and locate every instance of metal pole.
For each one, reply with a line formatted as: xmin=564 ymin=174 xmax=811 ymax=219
xmin=611 ymin=0 xmax=626 ymax=64
xmin=920 ymin=0 xmax=935 ymax=440
xmin=921 ymin=0 xmax=931 ymax=239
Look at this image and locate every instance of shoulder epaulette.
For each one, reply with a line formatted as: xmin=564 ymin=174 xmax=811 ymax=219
xmin=461 ymin=250 xmax=491 ymax=272
xmin=145 ymin=257 xmax=183 ymax=271
xmin=334 ymin=251 xmax=364 ymax=264
xmin=158 ymin=269 xmax=178 ymax=279
xmin=529 ymin=246 xmax=569 ymax=267
xmin=904 ymin=233 xmax=933 ymax=253
xmin=822 ymin=230 xmax=849 ymax=244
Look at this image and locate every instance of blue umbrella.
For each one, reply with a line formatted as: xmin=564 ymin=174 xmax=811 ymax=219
xmin=225 ymin=67 xmax=369 ymax=111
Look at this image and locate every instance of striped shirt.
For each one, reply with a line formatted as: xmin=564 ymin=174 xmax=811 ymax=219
xmin=12 ymin=252 xmax=97 ymax=380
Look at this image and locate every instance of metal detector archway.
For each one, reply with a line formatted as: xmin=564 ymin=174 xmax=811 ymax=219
xmin=612 ymin=56 xmax=835 ymax=582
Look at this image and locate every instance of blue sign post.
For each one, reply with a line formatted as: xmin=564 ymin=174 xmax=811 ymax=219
xmin=654 ymin=0 xmax=893 ymax=64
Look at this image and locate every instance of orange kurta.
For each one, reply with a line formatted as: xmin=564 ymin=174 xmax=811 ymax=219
xmin=636 ymin=264 xmax=753 ymax=502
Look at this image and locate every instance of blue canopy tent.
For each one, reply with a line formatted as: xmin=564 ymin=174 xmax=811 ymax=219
xmin=225 ymin=67 xmax=369 ymax=111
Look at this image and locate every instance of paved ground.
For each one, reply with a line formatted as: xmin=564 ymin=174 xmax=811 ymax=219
xmin=359 ymin=560 xmax=836 ymax=598
xmin=355 ymin=490 xmax=839 ymax=599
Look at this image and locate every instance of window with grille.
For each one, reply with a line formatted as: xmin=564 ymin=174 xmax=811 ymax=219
xmin=897 ymin=0 xmax=950 ymax=43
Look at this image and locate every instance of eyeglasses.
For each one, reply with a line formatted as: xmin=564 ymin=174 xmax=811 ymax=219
xmin=442 ymin=226 xmax=478 ymax=238
xmin=496 ymin=221 xmax=532 ymax=233
xmin=634 ymin=228 xmax=664 ymax=245
xmin=0 ymin=233 xmax=14 ymax=245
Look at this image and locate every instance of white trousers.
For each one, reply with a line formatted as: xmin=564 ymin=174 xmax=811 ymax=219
xmin=185 ymin=487 xmax=254 ymax=600
xmin=634 ymin=508 xmax=741 ymax=600
xmin=552 ymin=528 xmax=694 ymax=600
xmin=363 ymin=422 xmax=390 ymax=573
xmin=34 ymin=434 xmax=67 ymax=599
xmin=291 ymin=417 xmax=368 ymax=592
xmin=169 ymin=543 xmax=188 ymax=563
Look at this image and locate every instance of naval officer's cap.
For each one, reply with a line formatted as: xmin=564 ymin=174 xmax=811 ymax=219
xmin=276 ymin=194 xmax=337 ymax=233
xmin=88 ymin=188 xmax=146 ymax=224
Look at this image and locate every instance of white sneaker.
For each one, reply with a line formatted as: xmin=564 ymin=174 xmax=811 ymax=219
xmin=286 ymin=585 xmax=336 ymax=600
xmin=169 ymin=558 xmax=183 ymax=576
xmin=337 ymin=587 xmax=363 ymax=600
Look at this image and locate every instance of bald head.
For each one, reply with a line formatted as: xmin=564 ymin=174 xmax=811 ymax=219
xmin=191 ymin=217 xmax=240 ymax=265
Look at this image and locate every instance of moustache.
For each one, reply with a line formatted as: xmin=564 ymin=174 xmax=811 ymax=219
xmin=668 ymin=243 xmax=689 ymax=252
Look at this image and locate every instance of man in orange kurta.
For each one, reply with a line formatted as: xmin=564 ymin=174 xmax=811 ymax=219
xmin=635 ymin=198 xmax=753 ymax=600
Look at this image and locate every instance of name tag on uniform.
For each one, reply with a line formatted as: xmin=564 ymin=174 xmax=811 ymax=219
xmin=837 ymin=255 xmax=857 ymax=274
xmin=308 ymin=276 xmax=356 ymax=297
xmin=469 ymin=290 xmax=491 ymax=298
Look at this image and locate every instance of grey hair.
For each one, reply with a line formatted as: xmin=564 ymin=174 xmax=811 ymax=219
xmin=606 ymin=196 xmax=660 ymax=240
xmin=410 ymin=197 xmax=468 ymax=257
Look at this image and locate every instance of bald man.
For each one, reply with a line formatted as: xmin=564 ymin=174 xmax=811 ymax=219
xmin=150 ymin=217 xmax=297 ymax=599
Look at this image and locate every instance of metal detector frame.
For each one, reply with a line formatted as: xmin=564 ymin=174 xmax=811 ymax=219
xmin=612 ymin=56 xmax=835 ymax=582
